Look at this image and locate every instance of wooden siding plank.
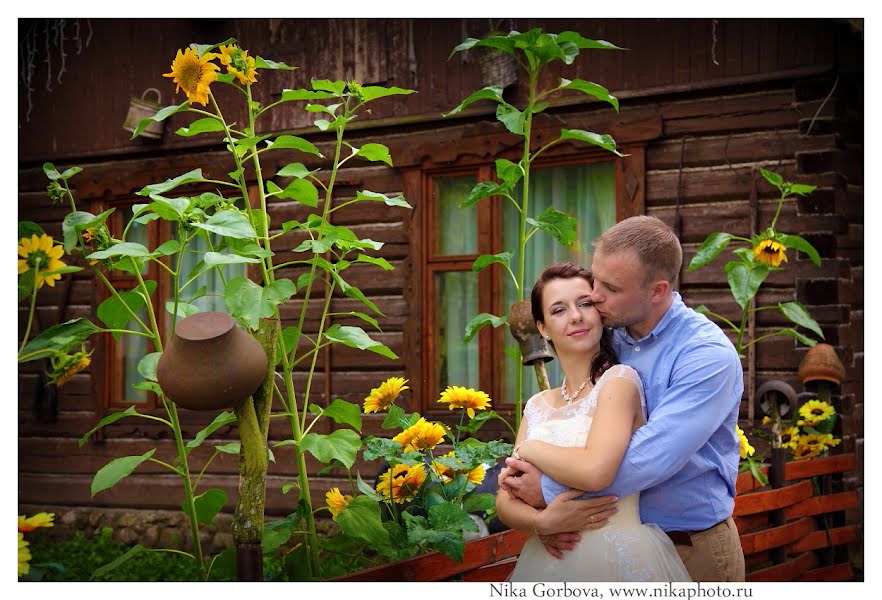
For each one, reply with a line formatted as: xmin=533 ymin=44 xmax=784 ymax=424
xmin=748 ymin=551 xmax=816 ymax=581
xmin=795 ymin=562 xmax=853 ymax=582
xmin=790 ymin=525 xmax=858 ymax=554
xmin=733 ymin=480 xmax=814 ymax=516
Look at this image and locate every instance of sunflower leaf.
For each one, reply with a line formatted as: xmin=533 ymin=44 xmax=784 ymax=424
xmin=137 ymin=169 xmax=208 ymax=197
xmin=354 ymin=190 xmax=412 ymax=209
xmin=559 ymin=78 xmax=619 ymax=111
xmin=254 ymin=56 xmax=297 ymax=70
xmin=187 ymin=489 xmax=227 ymax=526
xmin=97 ymin=280 xmax=157 ymax=341
xmin=20 ymin=318 xmax=102 ymax=362
xmin=353 ymin=143 xmax=393 ymax=166
xmin=79 ymin=406 xmax=144 ymax=447
xmin=275 ymin=179 xmax=319 ymax=207
xmin=276 ymin=162 xmax=315 ymax=179
xmin=89 ymin=544 xmax=147 ymax=581
xmin=461 ymin=181 xmax=505 ymax=208
xmin=191 ymin=210 xmax=256 ymax=240
xmin=688 ymin=232 xmax=734 ymax=271
xmin=444 ymin=85 xmax=505 ymax=117
xmin=264 ymin=135 xmax=323 ymax=157
xmin=526 ymin=206 xmax=578 ymax=246
xmin=315 ymin=399 xmax=362 ymax=432
xmin=464 ymin=313 xmax=507 ymax=343
xmin=280 ymin=88 xmax=337 ymax=102
xmin=496 ymin=103 xmax=526 ymax=135
xmin=495 ymin=159 xmax=523 ymax=189
xmin=175 ymin=117 xmax=226 ymax=137
xmin=558 ymin=129 xmax=625 ymax=157
xmin=300 ymin=430 xmax=361 ymax=469
xmin=472 ymin=252 xmax=512 ymax=273
xmin=356 ymin=472 xmax=385 ymax=501
xmin=725 ymin=262 xmax=770 ymax=310
xmin=359 ymin=85 xmax=416 ymax=103
xmin=778 ymin=234 xmax=821 ymax=267
xmin=61 ymin=209 xmax=115 ymax=252
xmin=779 ymin=301 xmax=824 ymax=339
xmin=131 ymin=101 xmax=189 ymax=139
xmin=337 ymin=496 xmax=390 ymax=547
xmin=91 ymin=450 xmax=156 ymax=497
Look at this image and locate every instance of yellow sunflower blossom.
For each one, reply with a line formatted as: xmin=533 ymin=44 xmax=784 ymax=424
xmin=430 ymin=451 xmax=487 ymax=486
xmin=218 ymin=44 xmax=258 ymax=85
xmin=324 ymin=487 xmax=352 ymax=521
xmin=761 ymin=416 xmax=773 ymax=425
xmin=18 ymin=512 xmax=55 ymax=533
xmin=18 ymin=533 xmax=31 ymax=577
xmin=18 ymin=234 xmax=67 ymax=289
xmin=737 ymin=426 xmax=755 ymax=459
xmin=55 ymin=355 xmax=91 ymax=387
xmin=753 ymin=238 xmax=788 ymax=267
xmin=801 ymin=433 xmax=841 ymax=455
xmin=363 ymin=377 xmax=409 ymax=413
xmin=780 ymin=426 xmax=800 ymax=451
xmin=797 ymin=399 xmax=835 ymax=425
xmin=438 ymin=386 xmax=492 ymax=419
xmin=376 ymin=463 xmax=427 ymax=503
xmin=791 ymin=441 xmax=823 ymax=461
xmin=163 ymin=47 xmax=220 ymax=106
xmin=393 ymin=417 xmax=446 ymax=452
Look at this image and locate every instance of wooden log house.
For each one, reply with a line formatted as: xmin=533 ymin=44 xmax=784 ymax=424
xmin=18 ymin=18 xmax=864 ymax=577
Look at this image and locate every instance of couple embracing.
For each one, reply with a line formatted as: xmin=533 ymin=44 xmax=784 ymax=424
xmin=497 ymin=216 xmax=745 ymax=582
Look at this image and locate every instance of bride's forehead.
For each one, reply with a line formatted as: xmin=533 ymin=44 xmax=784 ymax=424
xmin=543 ymin=277 xmax=593 ymax=300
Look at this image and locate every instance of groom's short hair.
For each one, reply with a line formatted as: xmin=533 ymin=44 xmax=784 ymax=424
xmin=593 ymin=215 xmax=682 ymax=287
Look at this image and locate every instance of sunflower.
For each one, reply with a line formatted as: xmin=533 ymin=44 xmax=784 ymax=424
xmin=753 ymin=238 xmax=788 ymax=267
xmin=363 ymin=377 xmax=409 ymax=413
xmin=218 ymin=44 xmax=258 ymax=85
xmin=18 ymin=512 xmax=55 ymax=533
xmin=437 ymin=386 xmax=492 ymax=419
xmin=761 ymin=416 xmax=773 ymax=425
xmin=376 ymin=463 xmax=427 ymax=503
xmin=780 ymin=426 xmax=800 ymax=450
xmin=797 ymin=399 xmax=836 ymax=425
xmin=18 ymin=533 xmax=31 ymax=577
xmin=737 ymin=426 xmax=755 ymax=459
xmin=791 ymin=441 xmax=823 ymax=461
xmin=430 ymin=452 xmax=487 ymax=485
xmin=163 ymin=47 xmax=220 ymax=106
xmin=801 ymin=433 xmax=841 ymax=454
xmin=393 ymin=417 xmax=446 ymax=452
xmin=18 ymin=234 xmax=67 ymax=289
xmin=324 ymin=487 xmax=352 ymax=521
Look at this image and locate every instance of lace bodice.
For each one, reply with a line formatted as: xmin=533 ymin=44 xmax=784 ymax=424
xmin=523 ymin=363 xmax=645 ymax=448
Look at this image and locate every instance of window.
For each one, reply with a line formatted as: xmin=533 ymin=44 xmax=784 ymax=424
xmin=422 ymin=155 xmax=637 ymax=413
xmin=94 ymin=201 xmax=247 ymax=409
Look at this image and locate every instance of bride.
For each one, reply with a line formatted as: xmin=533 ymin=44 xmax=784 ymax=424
xmin=498 ymin=262 xmax=690 ymax=582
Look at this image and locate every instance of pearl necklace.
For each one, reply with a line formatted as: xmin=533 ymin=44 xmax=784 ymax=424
xmin=560 ymin=376 xmax=591 ymax=403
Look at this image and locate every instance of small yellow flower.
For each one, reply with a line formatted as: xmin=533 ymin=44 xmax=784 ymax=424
xmin=163 ymin=47 xmax=220 ymax=106
xmin=363 ymin=377 xmax=409 ymax=413
xmin=753 ymin=238 xmax=788 ymax=267
xmin=18 ymin=512 xmax=55 ymax=533
xmin=376 ymin=463 xmax=427 ymax=503
xmin=801 ymin=433 xmax=841 ymax=454
xmin=218 ymin=44 xmax=258 ymax=85
xmin=324 ymin=487 xmax=352 ymax=521
xmin=18 ymin=234 xmax=67 ymax=289
xmin=438 ymin=386 xmax=492 ymax=419
xmin=761 ymin=416 xmax=773 ymax=425
xmin=791 ymin=441 xmax=823 ymax=461
xmin=55 ymin=356 xmax=91 ymax=387
xmin=18 ymin=533 xmax=31 ymax=577
xmin=393 ymin=417 xmax=446 ymax=452
xmin=798 ymin=400 xmax=836 ymax=425
xmin=780 ymin=426 xmax=800 ymax=450
xmin=430 ymin=451 xmax=486 ymax=485
xmin=737 ymin=426 xmax=755 ymax=459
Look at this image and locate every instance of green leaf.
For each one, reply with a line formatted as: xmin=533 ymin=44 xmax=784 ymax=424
xmin=325 ymin=324 xmax=398 ymax=360
xmin=175 ymin=117 xmax=226 ymax=137
xmin=265 ymin=135 xmax=323 ymax=157
xmin=355 ymin=254 xmax=393 ymax=271
xmin=495 ymin=159 xmax=523 ymax=189
xmin=132 ymin=381 xmax=162 ymax=395
xmin=315 ymin=399 xmax=362 ymax=432
xmin=263 ymin=515 xmax=301 ymax=554
xmin=472 ymin=252 xmax=512 ymax=272
xmin=91 ymin=450 xmax=156 ymax=497
xmin=188 ymin=489 xmax=227 ymax=526
xmin=356 ymin=472 xmax=385 ymax=501
xmin=687 ymin=232 xmax=735 ymax=271
xmin=18 ymin=221 xmax=45 ymax=239
xmin=462 ymin=493 xmax=497 ymax=514
xmin=759 ymin=167 xmax=784 ymax=191
xmin=342 ymin=283 xmax=384 ymax=315
xmin=786 ymin=183 xmax=817 ymax=197
xmin=359 ymin=85 xmax=416 ymax=103
xmin=153 ymin=240 xmax=182 ymax=256
xmin=362 ymin=436 xmax=404 ymax=461
xmin=131 ymin=100 xmax=190 ymax=138
xmin=137 ymin=169 xmax=208 ymax=197
xmin=431 ymin=502 xmax=479 ymax=533
xmin=137 ymin=352 xmax=162 ymax=382
xmin=165 ymin=301 xmax=200 ymax=318
xmin=87 ymin=242 xmax=152 ymax=260
xmin=254 ymin=56 xmax=297 ymax=70
xmin=462 ymin=181 xmax=505 ymax=208
xmin=779 ymin=301 xmax=824 ymax=339
xmin=186 ymin=411 xmax=237 ymax=449
xmin=203 ymin=251 xmax=261 ymax=267
xmin=559 ymin=129 xmax=624 ymax=156
xmin=778 ymin=328 xmax=819 ymax=347
xmin=79 ymin=406 xmax=142 ymax=447
xmin=336 ymin=311 xmax=380 ymax=331
xmin=300 ymin=429 xmax=362 ymax=468
xmin=725 ymin=262 xmax=770 ymax=310
xmin=61 ymin=209 xmax=115 ymax=252
xmin=96 ymin=281 xmax=157 ymax=341
xmin=213 ymin=442 xmax=241 ymax=455
xmin=337 ymin=495 xmax=391 ymax=546
xmin=779 ymin=234 xmax=821 ymax=267
xmin=556 ymin=31 xmax=627 ymax=51
xmin=280 ymin=88 xmax=337 ymax=102
xmin=354 ymin=189 xmax=412 ymax=209
xmin=495 ymin=103 xmax=525 ymax=135
xmin=445 ymin=85 xmax=505 ymax=116
xmin=276 ymin=162 xmax=314 ymax=179
xmin=90 ymin=545 xmax=147 ymax=580
xmin=404 ymin=511 xmax=465 ymax=562
xmin=559 ymin=78 xmax=619 ymax=111
xmin=19 ymin=318 xmax=101 ymax=362
xmin=353 ymin=143 xmax=393 ymax=166
xmin=276 ymin=179 xmax=319 ymax=207
xmin=464 ymin=313 xmax=507 ymax=343
xmin=192 ymin=210 xmax=256 ymax=239
xmin=18 ymin=269 xmax=36 ymax=302
xmin=526 ymin=206 xmax=578 ymax=246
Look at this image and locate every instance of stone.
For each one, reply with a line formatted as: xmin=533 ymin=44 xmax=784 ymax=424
xmin=159 ymin=528 xmax=183 ymax=550
xmin=143 ymin=525 xmax=160 ymax=548
xmin=211 ymin=532 xmax=234 ymax=553
xmin=114 ymin=528 xmax=140 ymax=546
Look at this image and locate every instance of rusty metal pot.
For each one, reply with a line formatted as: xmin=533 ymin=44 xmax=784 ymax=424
xmin=157 ymin=312 xmax=268 ymax=411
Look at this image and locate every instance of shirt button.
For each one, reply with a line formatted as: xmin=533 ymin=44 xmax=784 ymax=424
xmin=634 ymin=346 xmax=640 ymax=352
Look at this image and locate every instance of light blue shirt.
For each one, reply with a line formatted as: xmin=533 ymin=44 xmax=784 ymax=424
xmin=540 ymin=292 xmax=743 ymax=531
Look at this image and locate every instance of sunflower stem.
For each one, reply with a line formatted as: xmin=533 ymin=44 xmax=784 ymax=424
xmin=18 ymin=259 xmax=41 ymax=357
xmin=769 ymin=190 xmax=786 ymax=232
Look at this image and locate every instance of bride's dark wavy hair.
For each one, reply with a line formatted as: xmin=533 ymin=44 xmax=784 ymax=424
xmin=530 ymin=262 xmax=619 ymax=384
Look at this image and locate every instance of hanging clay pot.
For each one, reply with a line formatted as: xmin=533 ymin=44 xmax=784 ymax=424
xmin=157 ymin=312 xmax=268 ymax=411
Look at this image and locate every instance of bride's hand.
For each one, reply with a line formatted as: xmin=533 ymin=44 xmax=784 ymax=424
xmin=501 ymin=456 xmax=547 ymax=508
xmin=534 ymin=488 xmax=619 ymax=536
xmin=538 ymin=532 xmax=582 ymax=560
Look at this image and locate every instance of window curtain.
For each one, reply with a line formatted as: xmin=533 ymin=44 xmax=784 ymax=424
xmin=502 ymin=162 xmax=616 ymax=403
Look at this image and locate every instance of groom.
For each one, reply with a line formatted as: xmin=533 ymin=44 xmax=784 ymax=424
xmin=501 ymin=215 xmax=745 ymax=581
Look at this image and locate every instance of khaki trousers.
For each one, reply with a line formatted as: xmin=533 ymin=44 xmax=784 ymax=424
xmin=674 ymin=517 xmax=745 ymax=582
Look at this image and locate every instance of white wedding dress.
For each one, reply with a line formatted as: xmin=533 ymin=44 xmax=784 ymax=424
xmin=508 ymin=364 xmax=691 ymax=582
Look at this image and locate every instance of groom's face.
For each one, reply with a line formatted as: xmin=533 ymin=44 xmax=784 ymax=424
xmin=589 ymin=249 xmax=652 ymax=329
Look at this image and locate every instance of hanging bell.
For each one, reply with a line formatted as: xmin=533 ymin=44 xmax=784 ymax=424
xmin=123 ymin=88 xmax=165 ymax=140
xmin=507 ymin=300 xmax=554 ymax=366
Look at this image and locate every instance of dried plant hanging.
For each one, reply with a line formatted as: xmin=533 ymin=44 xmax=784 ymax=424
xmin=18 ymin=18 xmax=93 ymax=126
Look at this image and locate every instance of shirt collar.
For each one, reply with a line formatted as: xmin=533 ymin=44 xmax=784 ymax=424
xmin=614 ymin=292 xmax=686 ymax=345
